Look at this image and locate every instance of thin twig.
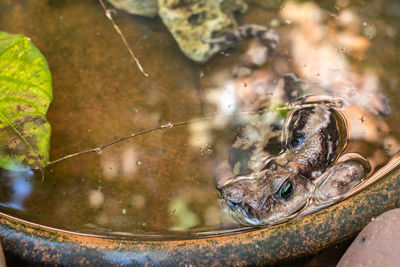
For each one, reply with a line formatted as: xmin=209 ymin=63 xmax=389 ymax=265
xmin=98 ymin=0 xmax=149 ymax=77
xmin=47 ymin=110 xmax=275 ymax=166
xmin=47 ymin=117 xmax=210 ymax=166
xmin=47 ymin=100 xmax=342 ymax=166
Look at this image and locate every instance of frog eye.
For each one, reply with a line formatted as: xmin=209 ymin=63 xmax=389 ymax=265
xmin=278 ymin=180 xmax=293 ymax=200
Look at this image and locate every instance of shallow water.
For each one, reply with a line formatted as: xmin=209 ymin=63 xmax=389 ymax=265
xmin=0 ymin=0 xmax=399 ymax=240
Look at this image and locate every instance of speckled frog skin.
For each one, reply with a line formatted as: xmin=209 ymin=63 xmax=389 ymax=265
xmin=218 ymin=105 xmax=366 ymax=225
xmin=214 ymin=25 xmax=369 ymax=226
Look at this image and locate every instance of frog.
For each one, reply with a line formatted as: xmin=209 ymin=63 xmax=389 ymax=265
xmin=110 ymin=1 xmax=391 ymax=225
xmin=209 ymin=23 xmax=386 ymax=225
xmin=217 ymin=101 xmax=369 ymax=225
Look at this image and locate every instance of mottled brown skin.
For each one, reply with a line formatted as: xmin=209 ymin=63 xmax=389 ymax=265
xmin=277 ymin=106 xmax=340 ymax=178
xmin=206 ymin=24 xmax=280 ymax=62
xmin=313 ymin=161 xmax=366 ymax=204
xmin=220 ymin=171 xmax=313 ymax=225
xmin=218 ymin=106 xmax=366 ymax=225
xmin=211 ymin=24 xmax=368 ymax=225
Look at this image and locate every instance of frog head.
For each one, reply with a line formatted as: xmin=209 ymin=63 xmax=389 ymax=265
xmin=219 ymin=171 xmax=313 ymax=225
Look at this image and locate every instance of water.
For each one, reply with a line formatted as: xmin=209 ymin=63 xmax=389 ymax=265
xmin=0 ymin=0 xmax=399 ymax=240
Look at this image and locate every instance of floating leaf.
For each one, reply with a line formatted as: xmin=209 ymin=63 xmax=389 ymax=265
xmin=0 ymin=31 xmax=52 ymax=171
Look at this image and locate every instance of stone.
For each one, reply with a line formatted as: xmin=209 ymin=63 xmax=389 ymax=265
xmin=338 ymin=208 xmax=400 ymax=266
xmin=158 ymin=0 xmax=248 ymax=62
xmin=108 ymin=0 xmax=248 ymax=62
xmin=107 ymin=0 xmax=158 ymax=17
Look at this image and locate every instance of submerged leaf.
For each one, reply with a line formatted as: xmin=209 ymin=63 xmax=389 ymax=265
xmin=0 ymin=31 xmax=52 ymax=170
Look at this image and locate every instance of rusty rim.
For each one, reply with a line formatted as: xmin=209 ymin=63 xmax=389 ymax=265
xmin=0 ymin=165 xmax=399 ymax=266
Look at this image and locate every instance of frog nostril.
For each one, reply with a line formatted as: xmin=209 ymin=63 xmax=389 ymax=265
xmin=258 ymin=195 xmax=271 ymax=212
xmin=243 ymin=202 xmax=260 ymax=219
xmin=223 ymin=186 xmax=244 ymax=204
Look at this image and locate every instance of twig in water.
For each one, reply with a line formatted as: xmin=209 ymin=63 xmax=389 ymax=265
xmin=47 ymin=118 xmax=206 ymax=166
xmin=47 ymin=100 xmax=342 ymax=166
xmin=98 ymin=0 xmax=149 ymax=77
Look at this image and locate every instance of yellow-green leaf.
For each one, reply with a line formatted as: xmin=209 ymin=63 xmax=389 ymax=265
xmin=0 ymin=31 xmax=52 ymax=171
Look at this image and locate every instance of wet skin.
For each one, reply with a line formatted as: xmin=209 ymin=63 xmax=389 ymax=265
xmin=212 ymin=24 xmax=368 ymax=226
xmin=218 ymin=106 xmax=366 ymax=225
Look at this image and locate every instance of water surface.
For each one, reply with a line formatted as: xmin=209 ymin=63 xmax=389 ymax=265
xmin=0 ymin=0 xmax=399 ymax=240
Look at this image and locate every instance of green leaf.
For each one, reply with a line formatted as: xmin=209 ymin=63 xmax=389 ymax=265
xmin=0 ymin=31 xmax=52 ymax=171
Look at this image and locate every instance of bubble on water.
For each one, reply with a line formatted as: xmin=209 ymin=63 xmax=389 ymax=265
xmin=160 ymin=122 xmax=173 ymax=129
xmin=200 ymin=145 xmax=213 ymax=155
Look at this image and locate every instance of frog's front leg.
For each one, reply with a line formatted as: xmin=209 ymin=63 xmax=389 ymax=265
xmin=298 ymin=158 xmax=368 ymax=217
xmin=205 ymin=24 xmax=280 ymax=61
xmin=313 ymin=158 xmax=369 ymax=205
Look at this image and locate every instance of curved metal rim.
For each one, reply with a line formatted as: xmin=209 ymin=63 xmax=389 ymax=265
xmin=0 ymin=166 xmax=399 ymax=266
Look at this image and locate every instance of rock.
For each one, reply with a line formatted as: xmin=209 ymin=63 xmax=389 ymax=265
xmin=107 ymin=0 xmax=158 ymax=17
xmin=338 ymin=208 xmax=400 ymax=267
xmin=158 ymin=0 xmax=248 ymax=62
xmin=248 ymin=0 xmax=282 ymax=9
xmin=108 ymin=0 xmax=248 ymax=62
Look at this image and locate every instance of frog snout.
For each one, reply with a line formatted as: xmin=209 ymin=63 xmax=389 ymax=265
xmin=222 ymin=184 xmax=244 ymax=204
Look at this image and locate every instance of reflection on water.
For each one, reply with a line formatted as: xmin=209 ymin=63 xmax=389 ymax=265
xmin=169 ymin=198 xmax=199 ymax=231
xmin=0 ymin=0 xmax=399 ymax=239
xmin=99 ymin=146 xmax=141 ymax=180
xmin=0 ymin=169 xmax=33 ymax=211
